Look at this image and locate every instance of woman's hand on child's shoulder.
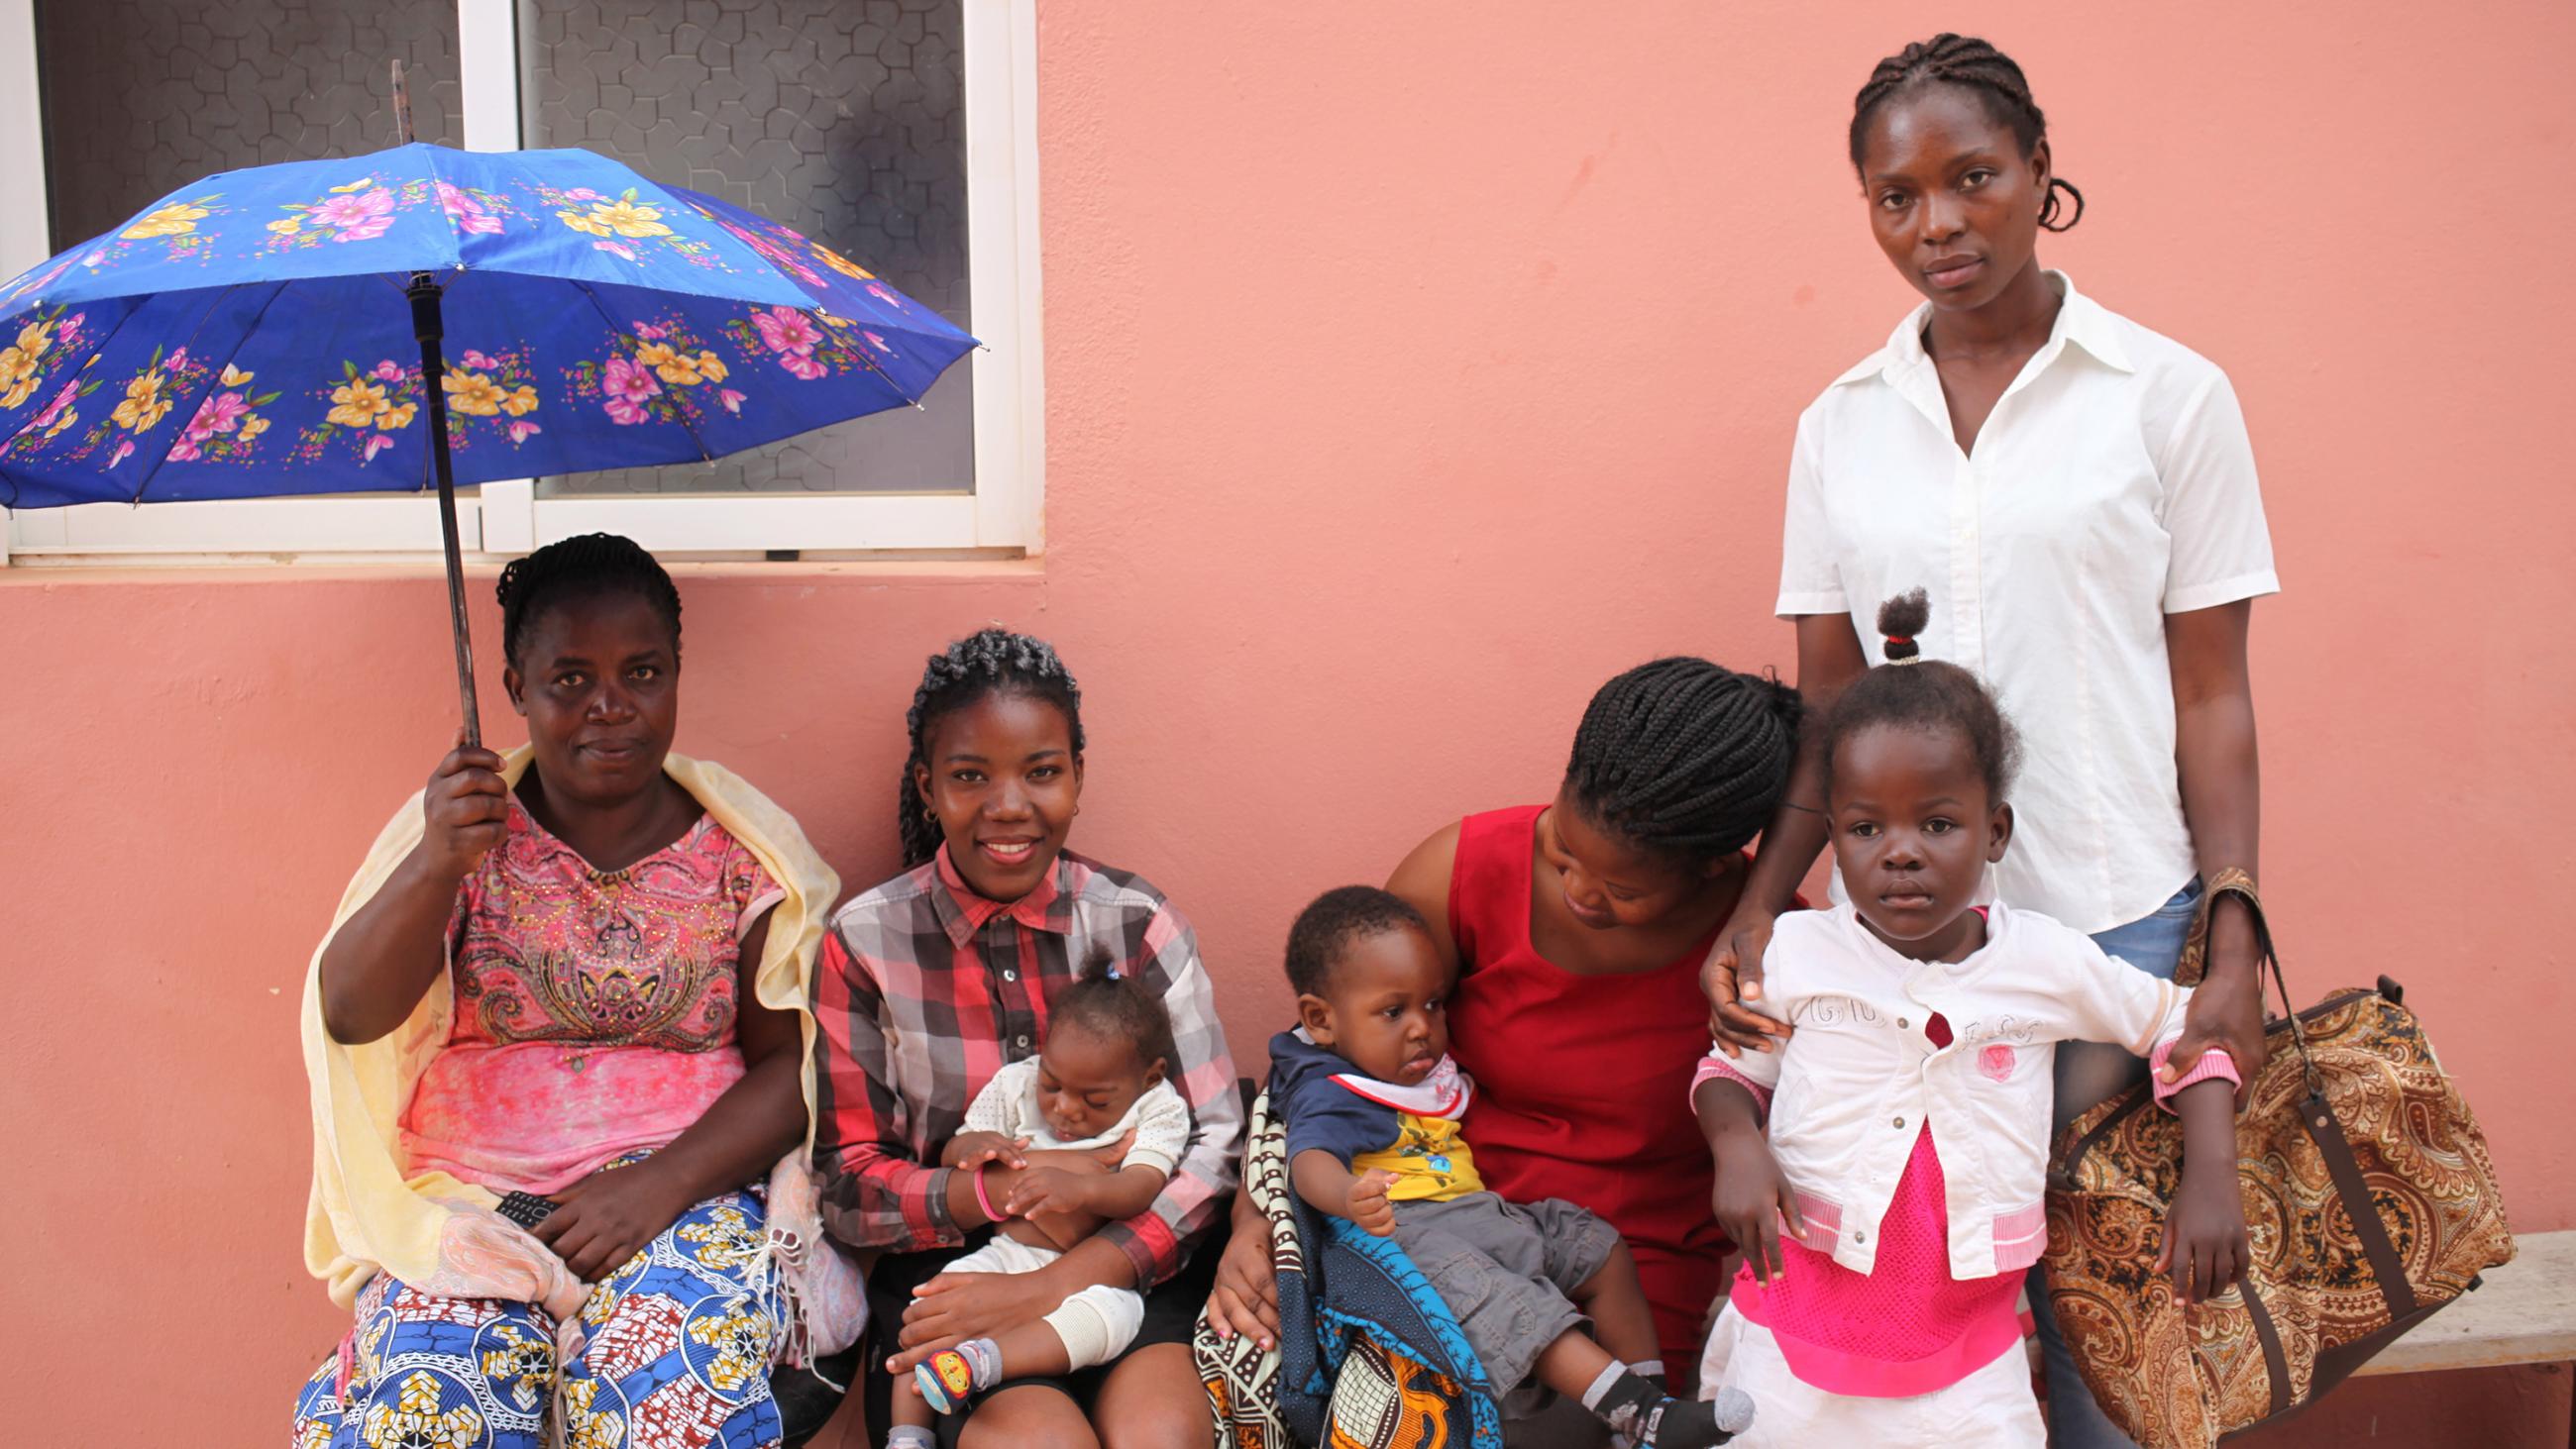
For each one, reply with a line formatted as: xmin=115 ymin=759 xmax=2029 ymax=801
xmin=1703 ymin=905 xmax=1793 ymax=1057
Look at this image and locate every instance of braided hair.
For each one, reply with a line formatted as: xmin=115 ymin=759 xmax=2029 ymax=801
xmin=1561 ymin=658 xmax=1802 ymax=867
xmin=897 ymin=627 xmax=1086 ymax=867
xmin=1820 ymin=589 xmax=2022 ymax=802
xmin=494 ymin=532 xmax=682 ymax=669
xmin=1850 ymin=34 xmax=2085 ymax=232
xmin=1048 ymin=970 xmax=1176 ymax=1075
xmin=1284 ymin=885 xmax=1432 ymax=999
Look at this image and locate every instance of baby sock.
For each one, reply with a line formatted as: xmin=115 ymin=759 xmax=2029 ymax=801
xmin=1582 ymin=1364 xmax=1660 ymax=1437
xmin=912 ymin=1337 xmax=1004 ymax=1414
xmin=1580 ymin=1364 xmax=1744 ymax=1448
xmin=1608 ymin=1361 xmax=1668 ymax=1448
xmin=1607 ymin=1359 xmax=1668 ymax=1449
xmin=886 ymin=1428 xmax=936 ymax=1449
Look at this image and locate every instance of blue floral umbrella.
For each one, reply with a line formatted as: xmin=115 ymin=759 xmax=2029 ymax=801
xmin=0 ymin=136 xmax=976 ymax=739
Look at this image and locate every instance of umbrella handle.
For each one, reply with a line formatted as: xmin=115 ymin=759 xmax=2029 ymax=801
xmin=411 ymin=274 xmax=482 ymax=749
xmin=390 ymin=59 xmax=415 ymax=146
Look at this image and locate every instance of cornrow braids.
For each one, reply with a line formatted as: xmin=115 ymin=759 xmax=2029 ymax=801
xmin=1561 ymin=658 xmax=1802 ymax=867
xmin=494 ymin=532 xmax=682 ymax=669
xmin=1285 ymin=885 xmax=1431 ymax=1000
xmin=1850 ymin=33 xmax=2086 ymax=232
xmin=1820 ymin=588 xmax=2023 ymax=802
xmin=1048 ymin=970 xmax=1177 ymax=1074
xmin=897 ymin=627 xmax=1086 ymax=868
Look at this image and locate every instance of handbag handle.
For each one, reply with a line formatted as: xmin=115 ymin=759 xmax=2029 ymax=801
xmin=2184 ymin=873 xmax=2427 ymax=1326
xmin=2175 ymin=868 xmax=2322 ymax=1099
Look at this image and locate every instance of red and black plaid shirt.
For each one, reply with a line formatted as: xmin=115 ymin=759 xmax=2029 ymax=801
xmin=810 ymin=847 xmax=1241 ymax=1288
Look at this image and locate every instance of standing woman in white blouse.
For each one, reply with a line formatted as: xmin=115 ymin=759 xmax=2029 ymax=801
xmin=1698 ymin=34 xmax=2278 ymax=1447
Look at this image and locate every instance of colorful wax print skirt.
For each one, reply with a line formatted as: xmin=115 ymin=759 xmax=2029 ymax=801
xmin=292 ymin=1185 xmax=783 ymax=1449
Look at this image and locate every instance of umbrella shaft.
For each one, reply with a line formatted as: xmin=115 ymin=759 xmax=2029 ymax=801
xmin=411 ymin=274 xmax=483 ymax=749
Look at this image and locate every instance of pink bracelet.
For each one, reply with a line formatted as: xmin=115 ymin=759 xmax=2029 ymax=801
xmin=972 ymin=1164 xmax=1008 ymax=1223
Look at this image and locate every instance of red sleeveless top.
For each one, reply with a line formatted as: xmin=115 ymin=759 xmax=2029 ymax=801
xmin=1446 ymin=804 xmax=1734 ymax=1373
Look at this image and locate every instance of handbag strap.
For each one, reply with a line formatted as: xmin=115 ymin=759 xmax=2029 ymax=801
xmin=2236 ymin=1276 xmax=2295 ymax=1418
xmin=2299 ymin=1091 xmax=2422 ymax=1320
xmin=2188 ymin=871 xmax=2423 ymax=1322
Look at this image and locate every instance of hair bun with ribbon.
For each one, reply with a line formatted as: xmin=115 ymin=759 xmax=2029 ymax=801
xmin=1877 ymin=587 xmax=1931 ymax=665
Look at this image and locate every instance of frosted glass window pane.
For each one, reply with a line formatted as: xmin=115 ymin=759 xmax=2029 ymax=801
xmin=39 ymin=0 xmax=463 ymax=252
xmin=520 ymin=0 xmax=973 ymax=496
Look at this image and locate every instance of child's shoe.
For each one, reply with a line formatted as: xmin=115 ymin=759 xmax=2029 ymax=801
xmin=913 ymin=1350 xmax=976 ymax=1414
xmin=912 ymin=1338 xmax=1004 ymax=1415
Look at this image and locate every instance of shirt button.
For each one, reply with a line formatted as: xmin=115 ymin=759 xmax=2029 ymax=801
xmin=1897 ymin=1017 xmax=1909 ymax=1030
xmin=1003 ymin=969 xmax=1019 ymax=983
xmin=1893 ymin=1116 xmax=1906 ymax=1130
xmin=1015 ymin=1034 xmax=1030 ymax=1050
xmin=1854 ymin=1230 xmax=1867 ymax=1244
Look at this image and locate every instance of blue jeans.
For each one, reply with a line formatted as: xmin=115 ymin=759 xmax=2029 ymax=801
xmin=2027 ymin=878 xmax=2203 ymax=1448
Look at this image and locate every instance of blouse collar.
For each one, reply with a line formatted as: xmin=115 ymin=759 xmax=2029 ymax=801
xmin=1837 ymin=270 xmax=2133 ymax=388
xmin=930 ymin=843 xmax=1074 ymax=948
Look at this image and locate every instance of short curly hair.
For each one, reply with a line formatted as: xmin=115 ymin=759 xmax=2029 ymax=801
xmin=1284 ymin=885 xmax=1430 ymax=1000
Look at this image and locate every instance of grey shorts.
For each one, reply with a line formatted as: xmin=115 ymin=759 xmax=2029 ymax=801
xmin=1391 ymin=1191 xmax=1623 ymax=1401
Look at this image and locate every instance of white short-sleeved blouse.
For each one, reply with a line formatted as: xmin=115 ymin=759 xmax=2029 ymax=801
xmin=1778 ymin=273 xmax=2278 ymax=933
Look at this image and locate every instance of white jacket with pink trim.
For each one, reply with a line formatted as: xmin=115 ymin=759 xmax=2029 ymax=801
xmin=1696 ymin=900 xmax=2228 ymax=1281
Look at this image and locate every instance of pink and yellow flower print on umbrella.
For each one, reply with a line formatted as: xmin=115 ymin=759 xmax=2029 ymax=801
xmin=0 ymin=141 xmax=973 ymax=506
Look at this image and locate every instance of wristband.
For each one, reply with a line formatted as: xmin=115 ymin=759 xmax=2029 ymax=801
xmin=972 ymin=1164 xmax=1007 ymax=1223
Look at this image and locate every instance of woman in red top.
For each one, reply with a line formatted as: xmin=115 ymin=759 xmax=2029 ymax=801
xmin=1207 ymin=658 xmax=1800 ymax=1422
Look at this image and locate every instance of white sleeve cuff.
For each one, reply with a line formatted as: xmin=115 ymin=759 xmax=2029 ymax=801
xmin=1774 ymin=588 xmax=1849 ymax=619
xmin=2165 ymin=569 xmax=2281 ymax=615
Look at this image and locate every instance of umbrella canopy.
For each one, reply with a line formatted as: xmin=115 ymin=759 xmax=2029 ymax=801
xmin=0 ymin=142 xmax=977 ymax=507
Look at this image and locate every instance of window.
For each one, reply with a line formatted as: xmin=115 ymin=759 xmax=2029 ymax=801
xmin=0 ymin=0 xmax=1041 ymax=565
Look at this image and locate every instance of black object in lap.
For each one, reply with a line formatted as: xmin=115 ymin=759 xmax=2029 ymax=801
xmin=493 ymin=1190 xmax=556 ymax=1230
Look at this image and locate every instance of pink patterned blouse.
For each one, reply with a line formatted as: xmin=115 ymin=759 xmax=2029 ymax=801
xmin=398 ymin=796 xmax=786 ymax=1194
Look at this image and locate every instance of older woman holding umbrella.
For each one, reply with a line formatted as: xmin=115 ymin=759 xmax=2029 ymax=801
xmin=292 ymin=530 xmax=844 ymax=1449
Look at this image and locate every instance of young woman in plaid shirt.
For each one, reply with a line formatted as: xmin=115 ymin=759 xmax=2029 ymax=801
xmin=811 ymin=629 xmax=1241 ymax=1448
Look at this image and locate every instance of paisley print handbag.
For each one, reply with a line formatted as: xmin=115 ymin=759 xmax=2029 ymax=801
xmin=2042 ymin=870 xmax=2516 ymax=1447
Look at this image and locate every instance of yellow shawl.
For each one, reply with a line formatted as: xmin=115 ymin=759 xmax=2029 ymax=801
xmin=300 ymin=748 xmax=857 ymax=1355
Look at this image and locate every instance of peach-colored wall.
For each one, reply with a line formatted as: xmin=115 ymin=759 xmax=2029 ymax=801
xmin=4 ymin=2 xmax=2571 ymax=1442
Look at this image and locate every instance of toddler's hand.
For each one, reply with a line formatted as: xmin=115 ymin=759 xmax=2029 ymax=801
xmin=1003 ymin=1166 xmax=1094 ymax=1220
xmin=2156 ymin=1169 xmax=2250 ymax=1305
xmin=1345 ymin=1170 xmax=1398 ymax=1237
xmin=1710 ymin=1140 xmax=1805 ymax=1286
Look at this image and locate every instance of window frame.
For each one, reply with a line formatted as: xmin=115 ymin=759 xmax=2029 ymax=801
xmin=0 ymin=0 xmax=1043 ymax=566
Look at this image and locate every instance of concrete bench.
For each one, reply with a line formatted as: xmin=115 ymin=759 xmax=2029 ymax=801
xmin=2353 ymin=1228 xmax=2576 ymax=1443
xmin=2353 ymin=1229 xmax=2576 ymax=1378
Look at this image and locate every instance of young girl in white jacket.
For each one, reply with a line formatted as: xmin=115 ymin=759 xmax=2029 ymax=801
xmin=1692 ymin=592 xmax=2247 ymax=1445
